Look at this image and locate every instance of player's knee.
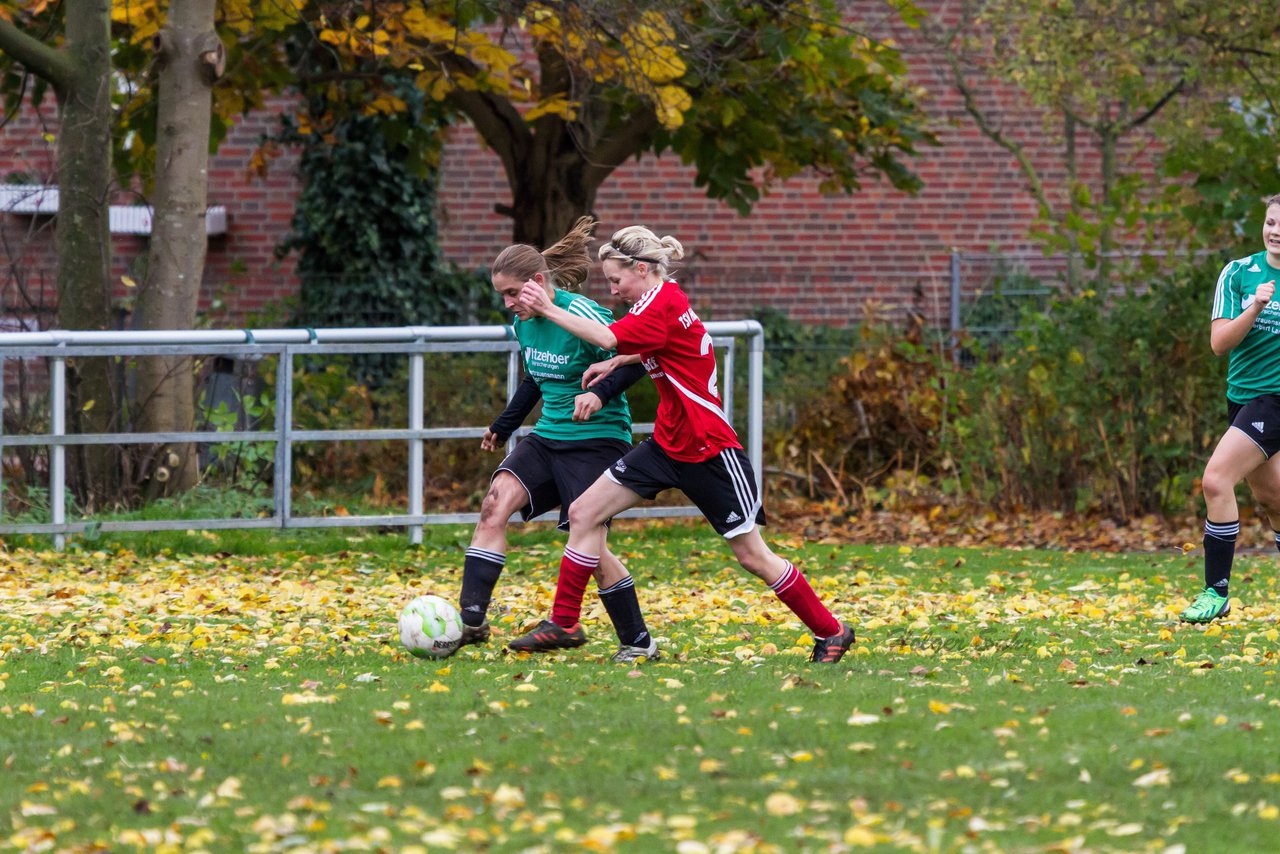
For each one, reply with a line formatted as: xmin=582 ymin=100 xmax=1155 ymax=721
xmin=730 ymin=541 xmax=774 ymax=580
xmin=566 ymin=497 xmax=605 ymax=531
xmin=1202 ymin=468 xmax=1238 ymax=504
xmin=478 ymin=485 xmax=517 ymax=528
xmin=1253 ymin=487 xmax=1280 ymax=519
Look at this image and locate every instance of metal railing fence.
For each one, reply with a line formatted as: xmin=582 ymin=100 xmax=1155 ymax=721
xmin=0 ymin=322 xmax=764 ymax=548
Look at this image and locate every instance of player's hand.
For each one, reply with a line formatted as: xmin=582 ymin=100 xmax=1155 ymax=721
xmin=480 ymin=429 xmax=502 ymax=452
xmin=517 ymin=280 xmax=551 ymax=316
xmin=573 ymin=392 xmax=602 ymax=421
xmin=582 ymin=357 xmax=616 ymax=390
xmin=1258 ymin=280 xmax=1276 ymax=308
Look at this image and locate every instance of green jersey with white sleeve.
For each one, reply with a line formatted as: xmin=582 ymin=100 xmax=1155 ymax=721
xmin=1212 ymin=251 xmax=1280 ymax=403
xmin=512 ymin=289 xmax=633 ymax=442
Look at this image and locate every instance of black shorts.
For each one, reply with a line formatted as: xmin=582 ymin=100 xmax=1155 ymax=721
xmin=605 ymin=438 xmax=767 ymax=538
xmin=495 ymin=434 xmax=631 ymax=530
xmin=1228 ymin=395 xmax=1280 ymax=458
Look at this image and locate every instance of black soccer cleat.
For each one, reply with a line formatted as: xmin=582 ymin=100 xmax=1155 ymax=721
xmin=507 ymin=619 xmax=588 ymax=653
xmin=811 ymin=623 xmax=856 ymax=663
xmin=459 ymin=620 xmax=491 ymax=647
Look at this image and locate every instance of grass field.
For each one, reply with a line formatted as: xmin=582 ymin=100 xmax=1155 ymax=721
xmin=3 ymin=520 xmax=1280 ymax=852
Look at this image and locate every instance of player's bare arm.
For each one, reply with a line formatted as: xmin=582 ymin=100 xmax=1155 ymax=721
xmin=1212 ymin=279 xmax=1275 ymax=356
xmin=518 ymin=280 xmax=618 ymax=350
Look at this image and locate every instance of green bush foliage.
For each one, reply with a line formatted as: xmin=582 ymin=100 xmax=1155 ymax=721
xmin=946 ymin=260 xmax=1225 ymax=516
xmin=781 ymin=258 xmax=1229 ymax=517
xmin=276 ymin=77 xmax=501 ymax=386
xmin=779 ymin=310 xmax=952 ymax=510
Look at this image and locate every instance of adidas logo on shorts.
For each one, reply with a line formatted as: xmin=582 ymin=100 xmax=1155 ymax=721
xmin=1254 ymin=421 xmax=1266 ymax=432
xmin=725 ymin=511 xmax=742 ymax=524
xmin=614 ymin=460 xmax=627 ymax=473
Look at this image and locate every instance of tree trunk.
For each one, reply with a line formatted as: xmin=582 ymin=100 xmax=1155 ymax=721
xmin=134 ymin=0 xmax=223 ymax=497
xmin=507 ymin=149 xmax=600 ymax=248
xmin=58 ymin=0 xmax=118 ymax=509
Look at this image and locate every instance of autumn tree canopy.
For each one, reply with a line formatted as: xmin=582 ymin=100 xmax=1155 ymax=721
xmin=282 ymin=0 xmax=933 ymax=245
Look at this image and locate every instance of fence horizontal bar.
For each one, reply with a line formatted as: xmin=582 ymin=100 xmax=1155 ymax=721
xmin=2 ymin=504 xmax=705 ymax=536
xmin=417 ymin=506 xmax=706 ymax=526
xmin=0 ymin=431 xmax=279 ymax=447
xmin=0 ymin=517 xmax=281 ymax=534
xmin=0 ymin=341 xmax=521 ymax=358
xmin=0 ymin=424 xmax=660 ymax=446
xmin=0 ymin=325 xmax=519 ymax=348
xmin=0 ymin=322 xmax=754 ymax=350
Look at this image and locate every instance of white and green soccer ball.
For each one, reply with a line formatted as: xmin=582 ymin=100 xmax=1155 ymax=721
xmin=398 ymin=594 xmax=464 ymax=659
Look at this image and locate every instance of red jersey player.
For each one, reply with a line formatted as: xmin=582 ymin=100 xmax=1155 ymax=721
xmin=508 ymin=225 xmax=855 ymax=663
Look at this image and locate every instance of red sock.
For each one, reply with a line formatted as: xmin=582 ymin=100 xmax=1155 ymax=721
xmin=770 ymin=562 xmax=841 ymax=638
xmin=550 ymin=547 xmax=598 ymax=629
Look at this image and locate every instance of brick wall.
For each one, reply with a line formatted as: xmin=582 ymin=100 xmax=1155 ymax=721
xmin=435 ymin=5 xmax=1120 ymax=327
xmin=0 ymin=4 xmax=1128 ymax=331
xmin=0 ymin=98 xmax=302 ymax=329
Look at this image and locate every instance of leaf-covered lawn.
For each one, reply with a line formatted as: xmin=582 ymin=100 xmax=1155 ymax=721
xmin=3 ymin=523 xmax=1280 ymax=852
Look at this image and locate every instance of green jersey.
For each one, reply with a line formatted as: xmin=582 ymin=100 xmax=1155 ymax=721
xmin=512 ymin=290 xmax=632 ymax=441
xmin=1213 ymin=251 xmax=1280 ymax=402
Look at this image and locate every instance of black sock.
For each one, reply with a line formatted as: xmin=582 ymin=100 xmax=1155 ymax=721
xmin=1273 ymin=530 xmax=1280 ymax=554
xmin=599 ymin=576 xmax=650 ymax=648
xmin=1203 ymin=519 xmax=1239 ymax=598
xmin=459 ymin=547 xmax=505 ymax=627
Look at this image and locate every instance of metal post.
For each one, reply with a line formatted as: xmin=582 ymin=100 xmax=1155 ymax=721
xmin=721 ymin=339 xmax=735 ymax=422
xmin=505 ymin=344 xmax=521 ymax=453
xmin=51 ymin=353 xmax=66 ymax=549
xmin=747 ymin=326 xmax=763 ymax=494
xmin=407 ymin=349 xmax=424 ymax=545
xmin=0 ymin=355 xmax=5 ymax=523
xmin=950 ymin=251 xmax=962 ymax=363
xmin=275 ymin=347 xmax=294 ymax=528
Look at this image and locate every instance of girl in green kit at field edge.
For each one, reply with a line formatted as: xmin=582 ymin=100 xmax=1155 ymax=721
xmin=1181 ymin=193 xmax=1280 ymax=623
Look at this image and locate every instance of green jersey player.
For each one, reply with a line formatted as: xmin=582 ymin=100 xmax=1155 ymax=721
xmin=1182 ymin=193 xmax=1280 ymax=623
xmin=449 ymin=217 xmax=658 ymax=662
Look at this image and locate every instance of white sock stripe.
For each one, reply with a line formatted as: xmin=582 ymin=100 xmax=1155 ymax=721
xmin=564 ymin=546 xmax=600 ymax=566
xmin=598 ymin=577 xmax=635 ymax=594
xmin=466 ymin=547 xmax=506 ymax=564
xmin=770 ymin=563 xmax=798 ymax=593
xmin=1204 ymin=521 xmax=1240 ymax=537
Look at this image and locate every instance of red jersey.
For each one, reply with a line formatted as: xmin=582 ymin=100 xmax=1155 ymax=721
xmin=610 ymin=281 xmax=741 ymax=462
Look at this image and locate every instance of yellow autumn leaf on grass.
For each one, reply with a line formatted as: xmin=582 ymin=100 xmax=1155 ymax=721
xmin=1133 ymin=769 xmax=1171 ymax=787
xmin=215 ymin=777 xmax=243 ymax=799
xmin=765 ymin=792 xmax=802 ymax=816
xmin=928 ymin=699 xmax=952 ymax=714
xmin=282 ymin=693 xmax=336 ymax=705
xmin=491 ymin=783 xmax=525 ymax=810
xmin=845 ymin=826 xmax=877 ymax=847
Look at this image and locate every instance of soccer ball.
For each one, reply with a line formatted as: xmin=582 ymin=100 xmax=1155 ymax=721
xmin=398 ymin=594 xmax=464 ymax=659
